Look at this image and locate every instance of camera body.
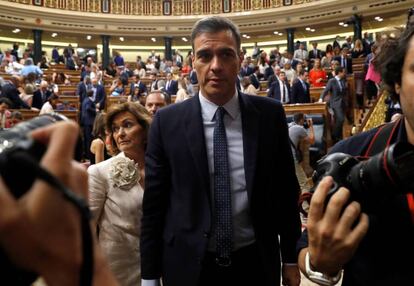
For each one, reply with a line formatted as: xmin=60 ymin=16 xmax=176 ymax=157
xmin=311 ymin=142 xmax=414 ymax=213
xmin=0 ymin=113 xmax=67 ymax=198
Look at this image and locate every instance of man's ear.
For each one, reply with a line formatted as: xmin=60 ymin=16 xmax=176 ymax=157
xmin=395 ymin=83 xmax=401 ymax=95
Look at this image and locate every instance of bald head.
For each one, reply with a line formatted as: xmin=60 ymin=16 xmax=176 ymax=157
xmin=145 ymin=92 xmax=167 ymax=116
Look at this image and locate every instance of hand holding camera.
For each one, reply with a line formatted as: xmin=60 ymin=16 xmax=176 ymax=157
xmin=0 ymin=121 xmax=117 ymax=286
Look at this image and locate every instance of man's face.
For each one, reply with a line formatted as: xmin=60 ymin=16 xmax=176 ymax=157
xmin=145 ymin=93 xmax=166 ymax=116
xmin=302 ymin=72 xmax=309 ymax=81
xmin=397 ymin=36 xmax=414 ymax=144
xmin=0 ymin=103 xmax=9 ymax=113
xmin=192 ymin=30 xmax=241 ymax=105
xmin=279 ymin=73 xmax=286 ymax=82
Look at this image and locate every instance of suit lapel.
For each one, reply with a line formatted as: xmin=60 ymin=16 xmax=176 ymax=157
xmin=239 ymin=93 xmax=259 ymax=201
xmin=184 ymin=95 xmax=211 ymax=205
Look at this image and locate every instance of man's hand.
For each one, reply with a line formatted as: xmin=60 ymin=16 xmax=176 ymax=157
xmin=0 ymin=121 xmax=118 ymax=286
xmin=305 ymin=176 xmax=369 ymax=275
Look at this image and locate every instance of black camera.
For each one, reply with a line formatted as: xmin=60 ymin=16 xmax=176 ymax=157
xmin=311 ymin=142 xmax=414 ymax=213
xmin=0 ymin=113 xmax=68 ymax=285
xmin=0 ymin=113 xmax=68 ymax=198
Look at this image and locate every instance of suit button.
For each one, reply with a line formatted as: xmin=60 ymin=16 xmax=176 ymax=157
xmin=203 ymin=232 xmax=209 ymax=238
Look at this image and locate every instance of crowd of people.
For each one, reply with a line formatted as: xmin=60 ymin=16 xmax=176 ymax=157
xmin=0 ymin=9 xmax=412 ymax=286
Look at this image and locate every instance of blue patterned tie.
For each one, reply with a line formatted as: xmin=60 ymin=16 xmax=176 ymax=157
xmin=213 ymin=106 xmax=233 ymax=265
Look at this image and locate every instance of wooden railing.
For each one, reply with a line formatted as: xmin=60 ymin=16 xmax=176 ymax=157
xmin=359 ymin=91 xmax=387 ymax=133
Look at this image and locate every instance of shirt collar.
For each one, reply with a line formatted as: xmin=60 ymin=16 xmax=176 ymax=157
xmin=199 ymin=89 xmax=239 ymax=121
xmin=335 ymin=75 xmax=341 ymax=81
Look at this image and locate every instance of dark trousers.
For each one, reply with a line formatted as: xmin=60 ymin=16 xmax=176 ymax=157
xmin=198 ymin=243 xmax=266 ymax=286
xmin=332 ymin=105 xmax=345 ymax=142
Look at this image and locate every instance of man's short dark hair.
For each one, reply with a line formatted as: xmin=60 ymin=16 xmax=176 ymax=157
xmin=299 ymin=70 xmax=307 ymax=76
xmin=293 ymin=113 xmax=305 ymax=124
xmin=335 ymin=66 xmax=344 ymax=75
xmin=191 ymin=16 xmax=241 ymax=53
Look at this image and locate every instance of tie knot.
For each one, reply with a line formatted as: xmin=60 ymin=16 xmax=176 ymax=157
xmin=215 ymin=106 xmax=226 ymax=122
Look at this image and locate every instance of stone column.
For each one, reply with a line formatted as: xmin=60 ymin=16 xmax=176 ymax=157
xmin=33 ymin=29 xmax=43 ymax=64
xmin=164 ymin=36 xmax=173 ymax=61
xmin=101 ymin=35 xmax=110 ymax=70
xmin=286 ymin=28 xmax=295 ymax=54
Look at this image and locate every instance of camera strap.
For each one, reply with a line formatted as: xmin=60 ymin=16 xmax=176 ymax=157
xmin=8 ymin=152 xmax=93 ymax=286
xmin=363 ymin=118 xmax=401 ymax=157
xmin=363 ymin=118 xmax=414 ymax=224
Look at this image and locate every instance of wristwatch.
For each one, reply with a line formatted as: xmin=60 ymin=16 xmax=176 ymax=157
xmin=305 ymin=251 xmax=342 ymax=286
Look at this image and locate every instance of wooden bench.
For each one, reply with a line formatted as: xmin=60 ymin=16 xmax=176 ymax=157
xmin=58 ymin=95 xmax=80 ymax=110
xmin=10 ymin=109 xmax=79 ymax=123
xmin=57 ymin=85 xmax=77 ymax=96
xmin=309 ymin=87 xmax=325 ymax=102
xmin=106 ymin=96 xmax=129 ymax=111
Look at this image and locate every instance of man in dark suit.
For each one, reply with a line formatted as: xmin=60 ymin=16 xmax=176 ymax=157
xmin=239 ymin=58 xmax=254 ymax=77
xmin=32 ymin=80 xmax=52 ymax=109
xmin=249 ymin=66 xmax=260 ymax=89
xmin=1 ymin=75 xmax=30 ymax=109
xmin=76 ymin=76 xmax=92 ymax=107
xmin=164 ymin=72 xmax=178 ymax=96
xmin=291 ymin=70 xmax=311 ymax=104
xmin=129 ymin=74 xmax=148 ymax=97
xmin=308 ymin=42 xmax=323 ymax=61
xmin=320 ymin=66 xmax=347 ymax=142
xmin=81 ymin=89 xmax=96 ymax=161
xmin=141 ymin=16 xmax=301 ymax=286
xmin=267 ymin=71 xmax=291 ymax=104
xmin=334 ymin=47 xmax=352 ymax=74
xmin=91 ymin=78 xmax=106 ymax=111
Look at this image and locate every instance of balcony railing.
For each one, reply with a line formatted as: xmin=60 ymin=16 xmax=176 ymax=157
xmin=9 ymin=0 xmax=315 ymax=16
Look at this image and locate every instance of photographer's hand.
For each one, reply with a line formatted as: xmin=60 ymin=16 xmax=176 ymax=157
xmin=0 ymin=121 xmax=118 ymax=286
xmin=298 ymin=176 xmax=369 ymax=276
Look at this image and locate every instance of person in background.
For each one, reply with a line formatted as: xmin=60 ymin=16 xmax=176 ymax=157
xmin=174 ymin=78 xmax=191 ymax=103
xmin=88 ymin=102 xmax=152 ymax=286
xmin=291 ymin=70 xmax=311 ymax=104
xmin=144 ymin=91 xmax=167 ymax=116
xmin=288 ymin=113 xmax=314 ymax=195
xmin=90 ymin=112 xmax=111 ymax=165
xmin=241 ymin=76 xmax=258 ymax=96
xmin=319 ymin=66 xmax=347 ymax=143
xmin=308 ymin=58 xmax=327 ymax=88
xmin=81 ymin=90 xmax=97 ymax=162
xmin=0 ymin=97 xmax=12 ymax=129
xmin=39 ymin=93 xmax=59 ymax=115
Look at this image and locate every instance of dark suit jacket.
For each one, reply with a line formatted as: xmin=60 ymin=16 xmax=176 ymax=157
xmin=308 ymin=49 xmax=323 ymax=60
xmin=129 ymin=81 xmax=148 ymax=97
xmin=321 ymin=77 xmax=347 ymax=108
xmin=239 ymin=66 xmax=254 ymax=77
xmin=267 ymin=80 xmax=291 ymax=103
xmin=249 ymin=73 xmax=260 ymax=89
xmin=32 ymin=89 xmax=52 ymax=109
xmin=94 ymin=84 xmax=106 ymax=111
xmin=165 ymin=80 xmax=178 ymax=96
xmin=81 ymin=97 xmax=96 ymax=126
xmin=141 ymin=93 xmax=301 ymax=286
xmin=77 ymin=82 xmax=90 ymax=107
xmin=334 ymin=56 xmax=353 ymax=74
xmin=1 ymin=83 xmax=30 ymax=109
xmin=263 ymin=66 xmax=274 ymax=80
xmin=291 ymin=80 xmax=311 ymax=104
